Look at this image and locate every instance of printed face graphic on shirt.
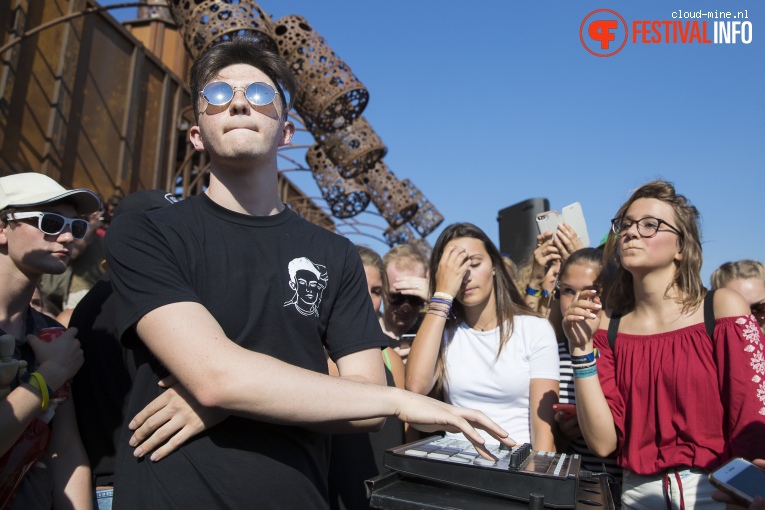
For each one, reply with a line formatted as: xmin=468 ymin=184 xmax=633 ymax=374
xmin=285 ymin=257 xmax=328 ymax=317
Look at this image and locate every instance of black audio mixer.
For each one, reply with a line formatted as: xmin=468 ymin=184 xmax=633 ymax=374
xmin=384 ymin=436 xmax=583 ymax=508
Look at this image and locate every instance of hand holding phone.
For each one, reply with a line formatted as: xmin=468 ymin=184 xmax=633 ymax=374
xmin=399 ymin=334 xmax=416 ymax=350
xmin=553 ymin=403 xmax=577 ymax=420
xmin=709 ymin=457 xmax=765 ymax=506
xmin=536 ymin=202 xmax=590 ymax=247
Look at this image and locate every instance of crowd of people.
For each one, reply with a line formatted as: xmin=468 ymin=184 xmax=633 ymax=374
xmin=1 ymin=36 xmax=763 ymax=510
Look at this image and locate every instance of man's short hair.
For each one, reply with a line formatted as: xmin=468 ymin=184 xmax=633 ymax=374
xmin=189 ymin=37 xmax=297 ymax=122
xmin=383 ymin=243 xmax=428 ymax=274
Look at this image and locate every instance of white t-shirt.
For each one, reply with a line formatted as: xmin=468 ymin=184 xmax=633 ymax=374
xmin=443 ymin=315 xmax=559 ymax=445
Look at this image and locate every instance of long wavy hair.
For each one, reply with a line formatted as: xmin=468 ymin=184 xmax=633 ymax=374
xmin=603 ymin=180 xmax=704 ymax=314
xmin=429 ymin=223 xmax=535 ymax=396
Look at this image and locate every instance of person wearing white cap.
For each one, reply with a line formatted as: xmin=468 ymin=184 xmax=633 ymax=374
xmin=0 ymin=172 xmax=100 ymax=509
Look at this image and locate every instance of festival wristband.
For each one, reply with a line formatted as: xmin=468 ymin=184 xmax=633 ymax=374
xmin=572 ymin=365 xmax=598 ymax=379
xmin=433 ymin=292 xmax=454 ymax=301
xmin=571 ymin=351 xmax=598 ymax=364
xmin=526 ymin=285 xmax=549 ymax=298
xmin=23 ymin=371 xmax=50 ymax=410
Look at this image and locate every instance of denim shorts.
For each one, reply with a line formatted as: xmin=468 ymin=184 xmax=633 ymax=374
xmin=94 ymin=488 xmax=113 ymax=510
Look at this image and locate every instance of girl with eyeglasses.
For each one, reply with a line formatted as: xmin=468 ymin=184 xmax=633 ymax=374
xmin=563 ymin=180 xmax=765 ymax=509
xmin=406 ymin=223 xmax=559 ymax=452
xmin=548 ymin=248 xmax=623 ymax=490
xmin=711 ymin=260 xmax=765 ymax=337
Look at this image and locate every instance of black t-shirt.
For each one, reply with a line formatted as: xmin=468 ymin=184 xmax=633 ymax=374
xmin=70 ymin=274 xmax=133 ymax=487
xmin=105 ymin=194 xmax=388 ymax=509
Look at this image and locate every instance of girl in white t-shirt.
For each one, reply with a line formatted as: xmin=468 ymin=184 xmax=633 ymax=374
xmin=406 ymin=223 xmax=559 ymax=450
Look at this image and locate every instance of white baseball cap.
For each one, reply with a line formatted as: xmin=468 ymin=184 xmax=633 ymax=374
xmin=0 ymin=173 xmax=101 ymax=215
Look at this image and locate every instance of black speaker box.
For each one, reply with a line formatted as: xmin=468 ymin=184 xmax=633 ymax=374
xmin=497 ymin=198 xmax=549 ymax=266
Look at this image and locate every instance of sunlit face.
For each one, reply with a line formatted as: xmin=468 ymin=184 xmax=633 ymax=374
xmin=446 ymin=237 xmax=495 ymax=309
xmin=723 ymin=277 xmax=765 ymax=331
xmin=364 ymin=264 xmax=384 ymax=313
xmin=558 ymin=262 xmax=600 ymax=314
xmin=618 ymin=198 xmax=682 ymax=273
xmin=1 ymin=203 xmax=78 ymax=278
xmin=384 ymin=260 xmax=426 ymax=331
xmin=189 ymin=64 xmax=294 ymax=166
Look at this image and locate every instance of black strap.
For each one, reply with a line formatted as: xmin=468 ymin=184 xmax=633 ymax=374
xmin=607 ymin=312 xmax=622 ymax=352
xmin=704 ymin=289 xmax=716 ymax=340
xmin=607 ymin=290 xmax=717 ymax=353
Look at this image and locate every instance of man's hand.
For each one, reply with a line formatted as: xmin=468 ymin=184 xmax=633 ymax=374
xmin=393 ymin=390 xmax=516 ymax=462
xmin=28 ymin=328 xmax=83 ymax=391
xmin=128 ymin=376 xmax=226 ymax=461
xmin=391 ymin=275 xmax=430 ymax=302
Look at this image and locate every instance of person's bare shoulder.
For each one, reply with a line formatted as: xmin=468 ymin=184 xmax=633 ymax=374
xmin=713 ymin=288 xmax=751 ymax=319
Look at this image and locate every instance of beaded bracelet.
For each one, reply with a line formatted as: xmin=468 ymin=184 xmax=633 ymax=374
xmin=427 ymin=305 xmax=451 ymax=315
xmin=573 ymin=365 xmax=597 ymax=379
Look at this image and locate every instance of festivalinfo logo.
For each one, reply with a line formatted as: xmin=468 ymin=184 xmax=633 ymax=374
xmin=580 ymin=8 xmax=753 ymax=57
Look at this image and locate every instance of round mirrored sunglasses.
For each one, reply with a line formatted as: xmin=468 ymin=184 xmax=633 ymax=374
xmin=200 ymin=81 xmax=278 ymax=109
xmin=10 ymin=211 xmax=89 ymax=239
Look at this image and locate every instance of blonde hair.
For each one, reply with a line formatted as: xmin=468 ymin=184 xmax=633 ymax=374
xmin=356 ymin=245 xmax=386 ymax=289
xmin=383 ymin=243 xmax=428 ymax=274
xmin=711 ymin=260 xmax=765 ymax=290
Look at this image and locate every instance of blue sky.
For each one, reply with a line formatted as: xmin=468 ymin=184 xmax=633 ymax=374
xmin=104 ymin=0 xmax=763 ymax=283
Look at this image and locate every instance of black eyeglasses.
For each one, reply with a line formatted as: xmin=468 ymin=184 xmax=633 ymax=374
xmin=10 ymin=212 xmax=89 ymax=239
xmin=200 ymin=81 xmax=278 ymax=110
xmin=610 ymin=216 xmax=683 ymax=239
xmin=387 ymin=293 xmax=425 ymax=308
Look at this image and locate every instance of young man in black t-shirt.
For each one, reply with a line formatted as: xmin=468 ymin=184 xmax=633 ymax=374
xmin=106 ymin=38 xmax=514 ymax=509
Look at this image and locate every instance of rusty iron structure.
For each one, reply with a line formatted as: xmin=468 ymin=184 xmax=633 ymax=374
xmin=383 ymin=223 xmax=416 ymax=247
xmin=401 ymin=179 xmax=444 ymax=237
xmin=312 ymin=115 xmax=386 ymax=179
xmin=165 ymin=0 xmax=275 ymax=59
xmin=137 ymin=0 xmax=171 ymax=21
xmin=272 ymin=14 xmax=368 ymax=133
xmin=356 ymin=161 xmax=418 ymax=228
xmin=383 ymin=223 xmax=433 ymax=256
xmin=305 ymin=144 xmax=370 ymax=219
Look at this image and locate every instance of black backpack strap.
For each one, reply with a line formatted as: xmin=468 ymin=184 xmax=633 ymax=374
xmin=704 ymin=289 xmax=716 ymax=340
xmin=607 ymin=312 xmax=622 ymax=352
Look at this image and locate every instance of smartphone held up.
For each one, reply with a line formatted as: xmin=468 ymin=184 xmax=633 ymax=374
xmin=535 ymin=202 xmax=590 ymax=247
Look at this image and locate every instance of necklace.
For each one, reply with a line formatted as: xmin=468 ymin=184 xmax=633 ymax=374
xmin=471 ymin=316 xmax=497 ymax=331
